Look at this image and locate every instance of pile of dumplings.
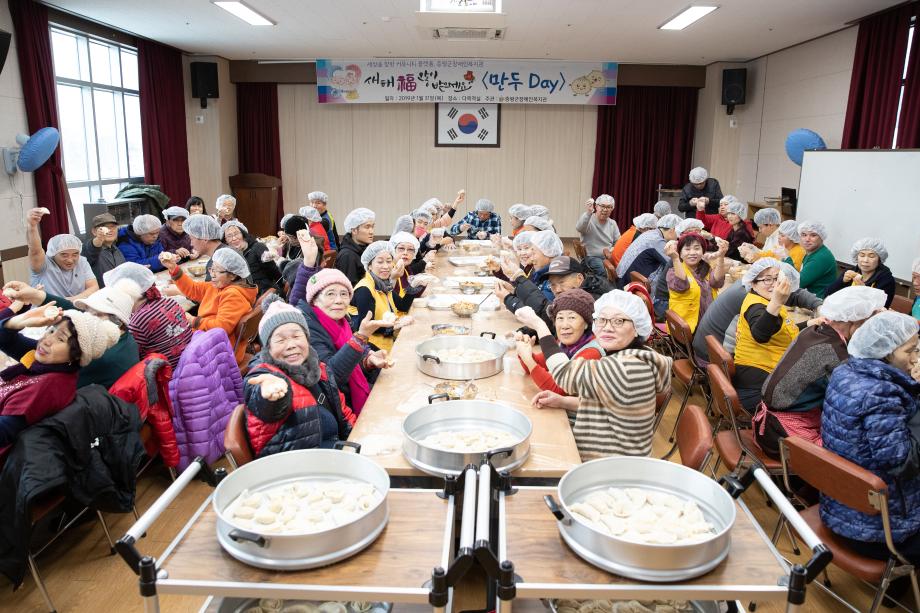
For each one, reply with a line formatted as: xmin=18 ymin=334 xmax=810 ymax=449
xmin=568 ymin=487 xmax=715 ymax=545
xmin=431 ymin=347 xmax=497 ymax=364
xmin=554 ymin=598 xmax=693 ymax=613
xmin=419 ymin=429 xmax=520 ymax=453
xmin=240 ymin=599 xmax=380 ymax=613
xmin=228 ymin=479 xmax=382 ymax=534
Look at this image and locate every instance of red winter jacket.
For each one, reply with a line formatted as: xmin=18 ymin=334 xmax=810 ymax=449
xmin=109 ymin=354 xmax=179 ymax=467
xmin=695 ymin=210 xmax=754 ymax=241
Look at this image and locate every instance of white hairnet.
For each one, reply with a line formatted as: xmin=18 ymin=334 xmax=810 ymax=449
xmin=754 ymin=208 xmax=781 ymax=226
xmin=103 ymin=262 xmax=155 ymax=292
xmin=280 ymin=214 xmax=293 ymax=228
xmin=162 ymin=206 xmax=188 ymax=220
xmin=221 ymin=220 xmax=249 ymax=238
xmin=676 ymin=218 xmax=705 ymax=235
xmin=779 ymin=262 xmax=801 ymax=293
xmin=657 ymin=214 xmax=681 ymax=230
xmin=298 ymin=206 xmax=321 ymax=222
xmin=421 ymin=197 xmax=442 ymax=210
xmin=344 ymin=208 xmax=375 ymax=233
xmin=360 ymin=240 xmax=396 ymax=268
xmin=132 ymin=214 xmax=161 ymax=235
xmin=848 ymin=311 xmax=918 ymax=360
xmin=392 ymin=215 xmax=414 ymax=235
xmin=819 ymin=286 xmax=887 ymax=322
xmin=215 ymin=194 xmax=236 ymax=209
xmin=914 ymin=257 xmax=920 ymax=275
xmin=46 ymin=234 xmax=83 ymax=257
xmin=593 ymin=290 xmax=653 ymax=340
xmin=524 ymin=216 xmax=552 ymax=231
xmin=742 ymin=257 xmax=783 ymax=290
xmin=689 ymin=167 xmax=708 ymax=183
xmin=530 ymin=230 xmax=563 ymax=257
xmin=778 ymin=220 xmax=800 ymax=243
xmin=528 ymin=205 xmax=550 ymax=219
xmin=508 ymin=204 xmax=530 ymax=220
xmin=596 ymin=194 xmax=615 ymax=207
xmin=850 ymin=237 xmax=888 ymax=264
xmin=633 ymin=213 xmax=658 ymax=230
xmin=653 ymin=201 xmax=671 ymax=217
xmin=211 ymin=248 xmax=250 ymax=279
xmin=389 ymin=231 xmax=419 ymax=252
xmin=725 ymin=199 xmax=747 ymax=217
xmin=513 ymin=230 xmax=534 ymax=249
xmin=797 ymin=220 xmax=828 ymax=241
xmin=307 ymin=191 xmax=328 ymax=204
xmin=475 ymin=198 xmax=495 ymax=213
xmin=411 ymin=208 xmax=432 ymax=222
xmin=183 ymin=214 xmax=222 ymax=240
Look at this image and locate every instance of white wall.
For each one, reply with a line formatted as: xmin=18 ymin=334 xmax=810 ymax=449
xmin=277 ymin=85 xmax=597 ymax=237
xmin=693 ymin=27 xmax=858 ymax=204
xmin=0 ymin=0 xmax=35 ymax=283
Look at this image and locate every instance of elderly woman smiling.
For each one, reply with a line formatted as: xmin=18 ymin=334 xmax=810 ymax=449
xmin=514 ymin=290 xmax=672 ymax=460
xmin=221 ymin=220 xmax=282 ymax=296
xmin=825 ymin=237 xmax=896 ymax=307
xmin=350 ymin=241 xmax=416 ymax=351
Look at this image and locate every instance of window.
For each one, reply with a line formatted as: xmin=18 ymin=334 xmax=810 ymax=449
xmin=893 ymin=16 xmax=917 ymax=148
xmin=49 ymin=26 xmax=144 ymax=232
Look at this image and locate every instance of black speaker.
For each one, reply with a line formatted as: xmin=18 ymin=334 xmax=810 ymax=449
xmin=190 ymin=61 xmax=219 ymax=108
xmin=721 ymin=68 xmax=747 ymax=114
xmin=0 ymin=30 xmax=11 ymax=77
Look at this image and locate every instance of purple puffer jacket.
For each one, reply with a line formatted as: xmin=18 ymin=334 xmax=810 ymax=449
xmin=168 ymin=328 xmax=243 ymax=470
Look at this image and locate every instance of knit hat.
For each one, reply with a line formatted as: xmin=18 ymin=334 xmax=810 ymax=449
xmin=306 ymin=268 xmax=353 ymax=304
xmin=74 ymin=284 xmax=137 ymax=326
xmin=258 ymin=293 xmax=310 ymax=347
xmin=62 ymin=309 xmax=121 ymax=366
xmin=547 ymin=288 xmax=595 ymax=325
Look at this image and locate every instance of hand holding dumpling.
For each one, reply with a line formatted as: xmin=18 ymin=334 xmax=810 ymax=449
xmin=249 ymin=374 xmax=289 ymax=401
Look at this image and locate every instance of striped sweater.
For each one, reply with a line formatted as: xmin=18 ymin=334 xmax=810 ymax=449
xmin=543 ymin=337 xmax=672 ymax=460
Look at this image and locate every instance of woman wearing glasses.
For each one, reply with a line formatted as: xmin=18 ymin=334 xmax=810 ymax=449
xmin=514 ymin=290 xmax=672 ymax=460
xmin=733 ymin=258 xmax=822 ymax=412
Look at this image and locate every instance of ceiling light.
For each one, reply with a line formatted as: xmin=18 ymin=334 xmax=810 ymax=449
xmin=659 ymin=5 xmax=718 ymax=30
xmin=212 ymin=1 xmax=275 ymax=26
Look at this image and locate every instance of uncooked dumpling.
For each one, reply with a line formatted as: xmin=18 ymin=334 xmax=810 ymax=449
xmin=233 ymin=505 xmax=256 ymax=520
xmin=318 ymin=602 xmax=347 ymax=613
xmin=255 ymin=509 xmax=277 ymax=525
xmin=259 ymin=599 xmax=284 ymax=611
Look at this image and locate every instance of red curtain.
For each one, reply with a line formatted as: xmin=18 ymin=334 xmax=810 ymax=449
xmin=9 ymin=0 xmax=70 ymax=238
xmin=841 ymin=4 xmax=915 ymax=149
xmin=236 ymin=82 xmax=284 ymax=219
xmin=137 ymin=38 xmax=191 ymax=204
xmin=592 ymin=86 xmax=698 ymax=229
xmin=896 ymin=4 xmax=920 ymax=148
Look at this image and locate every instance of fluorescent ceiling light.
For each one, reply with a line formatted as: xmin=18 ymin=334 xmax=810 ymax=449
xmin=212 ymin=1 xmax=275 ymax=26
xmin=659 ymin=5 xmax=718 ymax=30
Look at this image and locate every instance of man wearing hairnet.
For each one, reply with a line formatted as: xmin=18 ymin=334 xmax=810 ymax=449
xmin=576 ymin=195 xmax=620 ymax=278
xmin=308 ymin=191 xmax=339 ymax=251
xmin=825 ymin=237 xmax=896 ymax=307
xmin=183 ymin=215 xmax=232 ymax=282
xmin=678 ymin=166 xmax=723 ymax=215
xmin=796 ymin=221 xmax=837 ymax=298
xmin=448 ymin=198 xmax=502 ymax=240
xmin=118 ymin=214 xmax=165 ymax=272
xmin=336 ymin=208 xmax=377 ymax=285
xmin=26 ymin=207 xmax=98 ymax=300
xmin=753 ymin=286 xmax=888 ymax=459
xmin=616 ymin=214 xmax=681 ymax=290
xmin=607 ymin=213 xmax=656 ymax=269
xmin=82 ymin=212 xmax=125 ymax=286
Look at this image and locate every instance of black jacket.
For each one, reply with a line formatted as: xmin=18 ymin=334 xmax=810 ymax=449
xmin=335 ymin=234 xmax=368 ymax=286
xmin=825 ymin=263 xmax=896 ymax=308
xmin=503 ymin=271 xmax=612 ymax=332
xmin=0 ymin=385 xmax=144 ymax=586
xmin=242 ymin=240 xmax=282 ymax=295
xmin=678 ymin=178 xmax=723 ymax=214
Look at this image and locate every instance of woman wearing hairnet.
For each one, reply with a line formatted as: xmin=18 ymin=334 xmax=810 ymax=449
xmin=118 ymin=214 xmax=165 ymax=272
xmin=722 ymin=199 xmax=755 ymax=261
xmin=349 ymin=241 xmax=415 ymax=352
xmin=26 ymin=208 xmax=98 ymax=300
xmin=507 ymin=204 xmax=531 ymax=237
xmin=753 ymin=285 xmax=887 ymax=459
xmin=159 ymin=206 xmax=193 ymax=257
xmin=665 ymin=232 xmax=727 ymax=333
xmin=796 ymin=220 xmax=837 ymax=298
xmin=222 ymin=221 xmax=282 ymax=296
xmin=820 ymin=311 xmax=920 ymax=571
xmin=825 ymin=237 xmax=896 ymax=307
xmin=159 ymin=248 xmax=257 ymax=367
xmin=733 ymin=258 xmax=823 ymax=411
xmin=335 ymin=208 xmax=377 ymax=285
xmin=514 ymin=290 xmax=672 ymax=459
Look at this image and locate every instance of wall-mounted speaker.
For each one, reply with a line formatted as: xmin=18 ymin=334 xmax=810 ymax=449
xmin=0 ymin=30 xmax=11 ymax=77
xmin=190 ymin=61 xmax=219 ymax=109
xmin=721 ymin=68 xmax=747 ymax=115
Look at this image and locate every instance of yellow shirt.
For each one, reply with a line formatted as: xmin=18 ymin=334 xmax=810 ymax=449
xmin=734 ymin=292 xmax=800 ymax=373
xmin=350 ymin=272 xmax=398 ymax=351
xmin=668 ymin=262 xmax=716 ymax=333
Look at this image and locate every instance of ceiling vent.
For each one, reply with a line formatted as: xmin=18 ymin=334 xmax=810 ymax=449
xmin=433 ymin=27 xmax=505 ymax=40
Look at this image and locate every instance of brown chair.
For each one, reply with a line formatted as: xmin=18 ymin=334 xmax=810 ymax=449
xmin=223 ymin=404 xmax=253 ymax=469
xmin=321 ymin=249 xmax=337 ymax=269
xmin=651 ymin=389 xmax=673 ymax=434
xmin=630 ymin=270 xmax=651 ymax=292
xmin=780 ymin=437 xmax=920 ymax=613
xmin=234 ymin=305 xmax=266 ymax=373
xmin=572 ymin=239 xmax=588 ymax=261
xmin=602 ymin=258 xmax=619 ymax=284
xmin=671 ymin=404 xmax=713 ymax=472
xmin=891 ymin=294 xmax=913 ymax=316
xmin=663 ymin=309 xmax=708 ymax=443
xmin=705 ymin=334 xmax=735 ymax=379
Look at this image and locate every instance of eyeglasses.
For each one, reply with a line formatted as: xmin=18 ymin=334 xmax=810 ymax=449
xmin=594 ymin=317 xmax=633 ymax=330
xmin=754 ymin=276 xmax=779 ymax=286
xmin=596 ymin=205 xmax=614 ymax=211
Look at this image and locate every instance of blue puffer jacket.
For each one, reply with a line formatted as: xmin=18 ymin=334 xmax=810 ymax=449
xmin=821 ymin=357 xmax=920 ymax=543
xmin=117 ymin=226 xmax=165 ymax=272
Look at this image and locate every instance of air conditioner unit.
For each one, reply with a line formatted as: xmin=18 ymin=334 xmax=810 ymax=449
xmin=433 ymin=27 xmax=505 ymax=40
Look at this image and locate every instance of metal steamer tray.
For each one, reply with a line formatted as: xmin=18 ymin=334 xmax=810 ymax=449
xmin=416 ymin=332 xmax=507 ymax=380
xmin=402 ymin=398 xmax=532 ymax=477
xmin=545 ymin=457 xmax=736 ymax=582
xmin=211 ymin=449 xmax=391 ymax=570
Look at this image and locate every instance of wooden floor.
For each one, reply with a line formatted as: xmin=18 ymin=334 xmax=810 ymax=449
xmin=0 ymin=386 xmax=903 ymax=612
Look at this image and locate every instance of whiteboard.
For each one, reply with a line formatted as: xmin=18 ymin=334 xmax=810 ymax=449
xmin=797 ymin=150 xmax=920 ymax=280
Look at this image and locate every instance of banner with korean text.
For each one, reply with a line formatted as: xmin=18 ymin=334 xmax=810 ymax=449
xmin=316 ymin=59 xmax=617 ymax=105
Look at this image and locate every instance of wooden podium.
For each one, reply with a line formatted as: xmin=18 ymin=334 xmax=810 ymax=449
xmin=229 ymin=173 xmax=282 ymax=238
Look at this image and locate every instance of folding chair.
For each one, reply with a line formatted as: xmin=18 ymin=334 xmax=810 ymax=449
xmin=891 ymin=294 xmax=913 ymax=316
xmin=662 ymin=404 xmax=713 ymax=472
xmin=223 ymin=404 xmax=253 ymax=469
xmin=663 ymin=309 xmax=709 ymax=443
